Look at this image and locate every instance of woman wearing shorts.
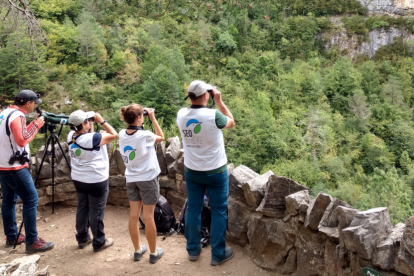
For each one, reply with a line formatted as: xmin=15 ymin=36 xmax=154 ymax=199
xmin=119 ymin=104 xmax=165 ymax=264
xmin=67 ymin=110 xmax=118 ymax=252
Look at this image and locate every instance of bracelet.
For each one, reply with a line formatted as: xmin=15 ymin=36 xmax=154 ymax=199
xmin=100 ymin=120 xmax=106 ymax=126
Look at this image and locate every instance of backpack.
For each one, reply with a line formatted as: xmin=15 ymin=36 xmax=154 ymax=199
xmin=176 ymin=195 xmax=211 ymax=248
xmin=140 ymin=195 xmax=176 ymax=234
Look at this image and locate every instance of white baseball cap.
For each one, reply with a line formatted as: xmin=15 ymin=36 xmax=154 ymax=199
xmin=85 ymin=111 xmax=95 ymax=119
xmin=185 ymin=80 xmax=213 ymax=100
xmin=69 ymin=110 xmax=87 ymax=126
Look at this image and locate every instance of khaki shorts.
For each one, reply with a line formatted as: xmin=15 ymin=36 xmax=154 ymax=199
xmin=126 ymin=178 xmax=159 ymax=205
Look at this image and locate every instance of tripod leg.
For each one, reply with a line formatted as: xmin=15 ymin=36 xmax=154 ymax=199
xmin=13 ymin=220 xmax=24 ymax=249
xmin=34 ymin=136 xmax=53 ymax=187
xmin=51 ymin=136 xmax=57 ymax=215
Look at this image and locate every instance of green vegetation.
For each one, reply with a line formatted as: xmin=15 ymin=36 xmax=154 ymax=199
xmin=2 ymin=0 xmax=414 ymax=224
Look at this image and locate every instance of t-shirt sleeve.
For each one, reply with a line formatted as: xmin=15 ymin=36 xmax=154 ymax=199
xmin=215 ymin=110 xmax=228 ymax=129
xmin=145 ymin=131 xmax=157 ymax=148
xmin=92 ymin=133 xmax=102 ymax=150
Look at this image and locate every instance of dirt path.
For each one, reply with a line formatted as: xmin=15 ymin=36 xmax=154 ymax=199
xmin=3 ymin=204 xmax=280 ymax=276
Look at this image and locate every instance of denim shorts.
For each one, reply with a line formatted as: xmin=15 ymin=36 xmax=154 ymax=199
xmin=126 ymin=178 xmax=159 ymax=205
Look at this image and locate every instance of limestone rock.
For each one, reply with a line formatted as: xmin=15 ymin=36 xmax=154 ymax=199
xmin=247 ymin=213 xmax=297 ymax=270
xmin=304 ymin=192 xmax=332 ymax=231
xmin=372 ymin=223 xmax=405 ymax=270
xmin=57 ymin=155 xmax=70 ymax=177
xmin=176 ymin=155 xmax=184 ymax=176
xmin=229 ymin=165 xmax=259 ymax=201
xmin=176 ymin=180 xmax=187 ymax=197
xmin=38 ymin=176 xmax=71 ymax=187
xmin=318 ymin=198 xmax=351 ymax=241
xmin=285 ymin=190 xmax=310 ymax=217
xmin=337 ymin=206 xmax=359 ymax=248
xmin=342 ymin=207 xmax=393 ymax=260
xmin=282 ymin=248 xmax=297 ymax=274
xmin=298 ymin=202 xmax=309 ymax=223
xmin=46 ymin=182 xmax=76 ymax=195
xmin=108 ymin=175 xmax=126 ymax=187
xmin=241 ymin=170 xmax=274 ymax=208
xmin=38 ymin=162 xmax=52 ymax=180
xmin=156 ymin=141 xmax=168 ymax=175
xmin=166 ymin=191 xmax=186 ymax=208
xmin=227 ymin=163 xmax=234 ymax=175
xmin=166 ymin=136 xmax=180 ymax=164
xmin=226 ymin=197 xmax=251 ymax=247
xmin=109 ymin=145 xmax=120 ymax=176
xmin=395 ymin=216 xmax=414 ymax=275
xmin=114 ymin=141 xmax=126 ymax=175
xmin=257 ymin=175 xmax=309 ymax=218
xmin=159 ymin=175 xmax=176 ymax=189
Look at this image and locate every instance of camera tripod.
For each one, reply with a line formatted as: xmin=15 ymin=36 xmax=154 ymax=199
xmin=14 ymin=123 xmax=71 ymax=249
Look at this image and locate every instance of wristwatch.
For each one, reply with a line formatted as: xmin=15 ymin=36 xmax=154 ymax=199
xmin=100 ymin=120 xmax=106 ymax=125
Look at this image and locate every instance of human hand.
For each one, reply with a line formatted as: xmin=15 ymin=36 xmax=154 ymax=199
xmin=144 ymin=108 xmax=156 ymax=120
xmin=211 ymin=87 xmax=222 ymax=102
xmin=93 ymin=113 xmax=104 ymax=124
xmin=36 ymin=116 xmax=44 ymax=126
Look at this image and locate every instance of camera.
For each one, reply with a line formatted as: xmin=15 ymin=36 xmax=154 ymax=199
xmin=143 ymin=108 xmax=156 ymax=116
xmin=9 ymin=150 xmax=29 ymax=165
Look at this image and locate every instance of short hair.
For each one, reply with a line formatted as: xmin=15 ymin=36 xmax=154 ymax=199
xmin=120 ymin=103 xmax=143 ymax=125
xmin=70 ymin=121 xmax=86 ymax=131
xmin=188 ymin=92 xmax=204 ymax=101
xmin=13 ymin=97 xmax=30 ymax=106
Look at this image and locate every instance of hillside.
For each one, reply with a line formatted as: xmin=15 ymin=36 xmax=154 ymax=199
xmin=2 ymin=0 xmax=414 ymax=223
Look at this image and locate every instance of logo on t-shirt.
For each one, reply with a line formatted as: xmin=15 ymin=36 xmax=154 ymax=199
xmin=70 ymin=144 xmax=82 ymax=158
xmin=0 ymin=115 xmax=4 ymax=126
xmin=183 ymin=119 xmax=202 ymax=137
xmin=122 ymin=146 xmax=137 ymax=164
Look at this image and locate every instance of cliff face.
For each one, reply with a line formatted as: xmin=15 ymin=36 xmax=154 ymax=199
xmin=357 ymin=0 xmax=414 ymax=15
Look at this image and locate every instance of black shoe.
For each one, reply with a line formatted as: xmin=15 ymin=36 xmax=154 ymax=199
xmin=25 ymin=237 xmax=54 ymax=254
xmin=211 ymin=247 xmax=234 ymax=266
xmin=134 ymin=245 xmax=148 ymax=261
xmin=78 ymin=238 xmax=92 ymax=249
xmin=149 ymin=247 xmax=164 ymax=264
xmin=93 ymin=238 xmax=114 ymax=252
xmin=5 ymin=234 xmax=26 ymax=248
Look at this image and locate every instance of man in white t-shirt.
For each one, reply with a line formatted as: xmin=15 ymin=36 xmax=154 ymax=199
xmin=176 ymin=80 xmax=235 ymax=266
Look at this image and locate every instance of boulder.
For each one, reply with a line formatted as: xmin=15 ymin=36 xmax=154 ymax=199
xmin=241 ymin=170 xmax=274 ymax=208
xmin=229 ymin=165 xmax=259 ymax=201
xmin=372 ymin=223 xmax=405 ymax=270
xmin=165 ymin=136 xmax=180 ymax=164
xmin=247 ymin=213 xmax=297 ymax=270
xmin=38 ymin=162 xmax=52 ymax=180
xmin=9 ymin=254 xmax=41 ymax=276
xmin=46 ymin=182 xmax=76 ymax=195
xmin=318 ymin=198 xmax=351 ymax=241
xmin=159 ymin=175 xmax=176 ymax=189
xmin=56 ymin=156 xmax=70 ymax=177
xmin=108 ymin=175 xmax=126 ymax=187
xmin=114 ymin=141 xmax=126 ymax=175
xmin=395 ymin=216 xmax=414 ymax=275
xmin=166 ymin=191 xmax=186 ymax=208
xmin=176 ymin=180 xmax=187 ymax=197
xmin=30 ymin=157 xmax=37 ymax=177
xmin=38 ymin=176 xmax=71 ymax=187
xmin=227 ymin=163 xmax=234 ymax=175
xmin=167 ymin=160 xmax=178 ymax=179
xmin=226 ymin=197 xmax=251 ymax=247
xmin=282 ymin=248 xmax=297 ymax=274
xmin=298 ymin=202 xmax=309 ymax=223
xmin=177 ymin=156 xmax=184 ymax=175
xmin=257 ymin=175 xmax=309 ymax=218
xmin=157 ymin=141 xmax=168 ymax=175
xmin=304 ymin=192 xmax=333 ymax=231
xmin=285 ymin=190 xmax=311 ymax=217
xmin=342 ymin=207 xmax=393 ymax=260
xmin=337 ymin=206 xmax=359 ymax=248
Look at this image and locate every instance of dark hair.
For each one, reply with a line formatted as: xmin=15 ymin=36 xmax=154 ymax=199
xmin=13 ymin=97 xmax=30 ymax=106
xmin=188 ymin=92 xmax=204 ymax=101
xmin=70 ymin=122 xmax=85 ymax=131
xmin=120 ymin=103 xmax=143 ymax=124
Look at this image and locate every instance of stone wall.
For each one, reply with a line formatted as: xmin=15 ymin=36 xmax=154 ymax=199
xmin=15 ymin=137 xmax=414 ymax=275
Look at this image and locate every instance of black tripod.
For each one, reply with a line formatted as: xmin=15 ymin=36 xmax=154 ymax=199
xmin=14 ymin=123 xmax=71 ymax=249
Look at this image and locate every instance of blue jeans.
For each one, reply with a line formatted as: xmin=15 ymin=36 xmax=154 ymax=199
xmin=0 ymin=168 xmax=38 ymax=244
xmin=185 ymin=169 xmax=229 ymax=262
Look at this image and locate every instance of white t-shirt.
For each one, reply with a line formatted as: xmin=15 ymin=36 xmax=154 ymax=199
xmin=67 ymin=131 xmax=109 ymax=183
xmin=176 ymin=108 xmax=227 ymax=171
xmin=118 ymin=129 xmax=160 ymax=183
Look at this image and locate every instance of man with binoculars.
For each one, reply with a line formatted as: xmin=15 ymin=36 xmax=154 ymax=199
xmin=0 ymin=90 xmax=54 ymax=253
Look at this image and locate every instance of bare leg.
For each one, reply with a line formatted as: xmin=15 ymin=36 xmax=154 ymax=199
xmin=143 ymin=204 xmax=156 ymax=253
xmin=129 ymin=201 xmax=143 ymax=251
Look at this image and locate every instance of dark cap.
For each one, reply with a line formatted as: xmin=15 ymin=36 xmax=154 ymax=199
xmin=16 ymin=90 xmax=42 ymax=104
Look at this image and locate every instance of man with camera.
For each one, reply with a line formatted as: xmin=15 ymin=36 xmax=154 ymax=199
xmin=177 ymin=80 xmax=235 ymax=266
xmin=0 ymin=90 xmax=54 ymax=253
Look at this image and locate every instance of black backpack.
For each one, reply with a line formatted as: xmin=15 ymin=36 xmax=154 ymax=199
xmin=176 ymin=195 xmax=211 ymax=247
xmin=140 ymin=195 xmax=176 ymax=234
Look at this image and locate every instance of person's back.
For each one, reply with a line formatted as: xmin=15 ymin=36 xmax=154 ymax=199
xmin=177 ymin=80 xmax=235 ymax=266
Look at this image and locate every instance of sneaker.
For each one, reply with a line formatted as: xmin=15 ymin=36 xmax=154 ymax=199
xmin=93 ymin=238 xmax=114 ymax=252
xmin=25 ymin=237 xmax=54 ymax=254
xmin=134 ymin=245 xmax=148 ymax=261
xmin=188 ymin=252 xmax=200 ymax=262
xmin=149 ymin=247 xmax=164 ymax=264
xmin=5 ymin=234 xmax=26 ymax=248
xmin=78 ymin=238 xmax=92 ymax=249
xmin=211 ymin=247 xmax=234 ymax=266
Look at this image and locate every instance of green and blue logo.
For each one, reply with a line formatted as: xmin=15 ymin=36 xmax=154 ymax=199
xmin=124 ymin=146 xmax=137 ymax=161
xmin=0 ymin=115 xmax=4 ymax=126
xmin=186 ymin=119 xmax=202 ymax=134
xmin=71 ymin=144 xmax=82 ymax=157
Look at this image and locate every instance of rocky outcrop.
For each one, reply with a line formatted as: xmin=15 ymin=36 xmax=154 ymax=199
xmin=0 ymin=254 xmax=49 ymax=276
xmin=357 ymin=0 xmax=414 ymax=15
xmin=304 ymin=192 xmax=332 ymax=231
xmin=241 ymin=170 xmax=274 ymax=208
xmin=229 ymin=165 xmax=259 ymax=202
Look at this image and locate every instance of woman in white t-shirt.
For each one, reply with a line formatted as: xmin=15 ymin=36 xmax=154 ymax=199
xmin=119 ymin=103 xmax=165 ymax=264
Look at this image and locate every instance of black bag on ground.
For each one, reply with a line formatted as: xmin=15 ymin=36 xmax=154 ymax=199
xmin=176 ymin=195 xmax=211 ymax=247
xmin=140 ymin=195 xmax=176 ymax=234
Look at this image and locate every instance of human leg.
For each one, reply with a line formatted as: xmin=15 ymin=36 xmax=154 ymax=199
xmin=184 ymin=172 xmax=207 ymax=257
xmin=205 ymin=169 xmax=229 ymax=262
xmin=0 ymin=171 xmax=20 ymax=242
xmin=73 ymin=181 xmax=91 ymax=246
xmin=129 ymin=200 xmax=143 ymax=251
xmin=142 ymin=204 xmax=156 ymax=253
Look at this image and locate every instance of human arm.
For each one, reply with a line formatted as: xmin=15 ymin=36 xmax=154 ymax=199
xmin=212 ymin=87 xmax=235 ymax=129
xmin=145 ymin=108 xmax=164 ymax=144
xmin=93 ymin=113 xmax=118 ymax=146
xmin=10 ymin=115 xmax=44 ymax=147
